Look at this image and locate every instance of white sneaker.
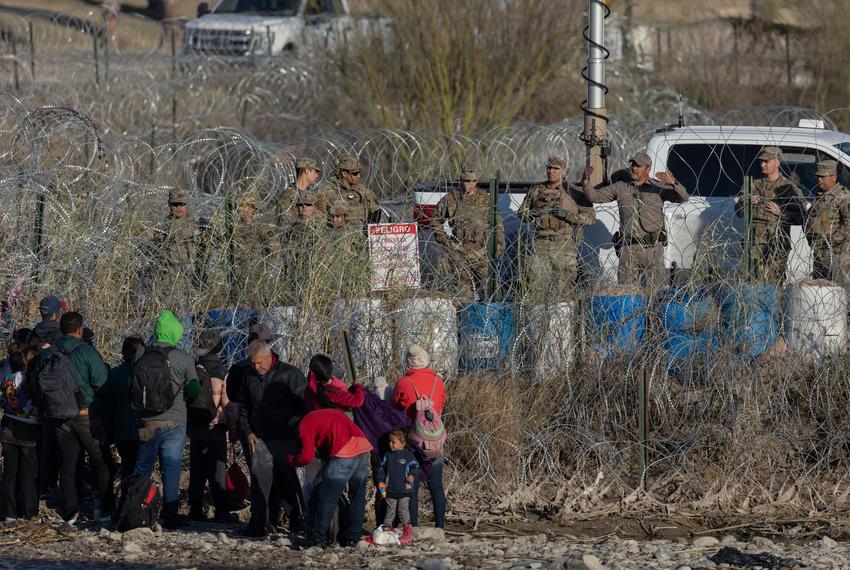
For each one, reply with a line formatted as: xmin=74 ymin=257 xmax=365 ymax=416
xmin=64 ymin=511 xmax=79 ymax=525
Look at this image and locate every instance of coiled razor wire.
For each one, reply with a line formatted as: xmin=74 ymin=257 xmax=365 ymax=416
xmin=0 ymin=9 xmax=849 ymax=521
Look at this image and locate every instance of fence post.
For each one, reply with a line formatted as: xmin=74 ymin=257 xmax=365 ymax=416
xmin=11 ymin=35 xmax=20 ymax=91
xmin=487 ymin=174 xmax=499 ymax=300
xmin=27 ymin=21 xmax=35 ymax=83
xmin=266 ymin=25 xmax=272 ymax=61
xmin=743 ymin=175 xmax=753 ymax=281
xmin=638 ymin=367 xmax=649 ymax=487
xmin=171 ymin=27 xmax=177 ymax=143
xmin=93 ymin=33 xmax=100 ymax=88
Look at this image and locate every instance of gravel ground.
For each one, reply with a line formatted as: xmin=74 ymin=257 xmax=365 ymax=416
xmin=0 ymin=517 xmax=848 ymax=569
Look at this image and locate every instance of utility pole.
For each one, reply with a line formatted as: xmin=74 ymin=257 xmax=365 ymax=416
xmin=582 ymin=0 xmax=610 ymax=187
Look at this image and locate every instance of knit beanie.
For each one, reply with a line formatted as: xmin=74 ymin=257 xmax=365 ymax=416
xmin=406 ymin=344 xmax=430 ymax=370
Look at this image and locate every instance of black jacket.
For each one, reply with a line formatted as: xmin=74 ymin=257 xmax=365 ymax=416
xmin=378 ymin=448 xmax=420 ymax=498
xmin=237 ymin=358 xmax=307 ymax=439
xmin=27 ymin=319 xmax=61 ymax=348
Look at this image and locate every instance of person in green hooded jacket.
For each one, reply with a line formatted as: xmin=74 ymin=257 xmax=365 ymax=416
xmin=131 ymin=310 xmax=200 ymax=530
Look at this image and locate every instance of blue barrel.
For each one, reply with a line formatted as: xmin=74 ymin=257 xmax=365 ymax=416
xmin=718 ymin=283 xmax=779 ymax=360
xmin=657 ymin=288 xmax=718 ymax=374
xmin=458 ymin=302 xmax=514 ymax=372
xmin=204 ymin=308 xmax=259 ymax=368
xmin=588 ymin=293 xmax=646 ymax=353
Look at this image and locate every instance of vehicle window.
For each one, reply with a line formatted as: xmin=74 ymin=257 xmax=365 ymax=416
xmin=667 ymin=143 xmax=843 ymax=198
xmin=215 ymin=0 xmax=299 ymax=14
xmin=304 ymin=0 xmax=336 ymax=16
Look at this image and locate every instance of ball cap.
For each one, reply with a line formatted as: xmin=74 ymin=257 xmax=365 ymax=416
xmin=336 ymin=154 xmax=361 ymax=172
xmin=546 ymin=155 xmax=567 ymax=170
xmin=460 ymin=162 xmax=481 ymax=181
xmin=168 ymin=188 xmax=188 ymax=204
xmin=629 ymin=151 xmax=652 ymax=167
xmin=38 ymin=295 xmax=62 ymax=316
xmin=758 ymin=146 xmax=783 ymax=161
xmin=815 ymin=160 xmax=838 ymax=177
xmin=296 ymin=157 xmax=319 ymax=172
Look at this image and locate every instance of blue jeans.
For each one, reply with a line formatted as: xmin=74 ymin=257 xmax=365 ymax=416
xmin=410 ymin=456 xmax=446 ymax=528
xmin=133 ymin=422 xmax=186 ymax=523
xmin=310 ymin=452 xmax=369 ymax=545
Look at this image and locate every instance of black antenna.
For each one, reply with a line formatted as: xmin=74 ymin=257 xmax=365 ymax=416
xmin=678 ymin=95 xmax=685 ymax=128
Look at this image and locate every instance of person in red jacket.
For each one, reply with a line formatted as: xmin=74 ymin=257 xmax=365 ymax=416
xmin=303 ymin=354 xmax=365 ymax=414
xmin=288 ymin=408 xmax=372 ymax=547
xmin=391 ymin=344 xmax=447 ymax=528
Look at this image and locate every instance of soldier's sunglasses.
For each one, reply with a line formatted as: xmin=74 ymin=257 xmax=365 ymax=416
xmin=169 ymin=202 xmax=187 ymax=207
xmin=346 ymin=170 xmax=361 ymax=176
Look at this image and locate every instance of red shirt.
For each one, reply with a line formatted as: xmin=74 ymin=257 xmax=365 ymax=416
xmin=392 ymin=367 xmax=446 ymax=420
xmin=304 ymin=374 xmax=365 ymax=412
xmin=288 ymin=408 xmax=373 ymax=467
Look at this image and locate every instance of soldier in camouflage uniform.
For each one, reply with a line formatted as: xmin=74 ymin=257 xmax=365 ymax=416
xmin=805 ymin=160 xmax=850 ymax=287
xmin=152 ymin=187 xmax=202 ymax=297
xmin=735 ymin=146 xmax=808 ymax=282
xmin=231 ymin=192 xmax=283 ymax=306
xmin=433 ymin=163 xmax=505 ymax=301
xmin=329 ymin=200 xmax=365 ymax=253
xmin=517 ymin=155 xmax=596 ymax=302
xmin=316 ymin=154 xmax=382 ymax=230
xmin=581 ymin=152 xmax=689 ymax=288
xmin=276 ymin=157 xmax=321 ymax=227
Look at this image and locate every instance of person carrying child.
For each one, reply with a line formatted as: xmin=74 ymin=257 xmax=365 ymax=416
xmin=377 ymin=429 xmax=419 ymax=544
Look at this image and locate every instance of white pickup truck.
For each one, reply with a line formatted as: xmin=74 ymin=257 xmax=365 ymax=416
xmin=414 ymin=122 xmax=850 ymax=287
xmin=182 ymin=0 xmax=385 ymax=59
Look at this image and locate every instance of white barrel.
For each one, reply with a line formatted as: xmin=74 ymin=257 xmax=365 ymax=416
xmin=332 ymin=298 xmax=393 ymax=383
xmin=262 ymin=306 xmax=325 ymax=368
xmin=784 ymin=283 xmax=847 ymax=361
xmin=526 ymin=302 xmax=575 ymax=381
xmin=395 ymin=298 xmax=458 ymax=380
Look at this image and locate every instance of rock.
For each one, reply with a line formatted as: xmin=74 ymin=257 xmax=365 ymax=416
xmin=653 ymin=547 xmax=673 ymax=561
xmin=751 ymin=536 xmax=777 ymax=550
xmin=356 ymin=539 xmax=371 ymax=550
xmin=720 ymin=535 xmax=738 ymax=545
xmin=122 ymin=542 xmax=143 ymax=554
xmin=418 ymin=557 xmax=452 ymax=570
xmin=821 ymin=536 xmax=838 ymax=548
xmin=217 ymin=532 xmax=231 ymax=545
xmin=554 ymin=554 xmax=605 ymax=570
xmin=416 ymin=527 xmax=446 ymax=542
xmin=676 ymin=566 xmax=692 ymax=570
xmin=122 ymin=527 xmax=154 ymax=540
xmin=97 ymin=528 xmax=111 ymax=538
xmin=693 ymin=536 xmax=720 ymax=548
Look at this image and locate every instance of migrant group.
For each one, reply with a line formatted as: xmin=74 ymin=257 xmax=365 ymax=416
xmin=0 ymin=295 xmax=447 ymax=547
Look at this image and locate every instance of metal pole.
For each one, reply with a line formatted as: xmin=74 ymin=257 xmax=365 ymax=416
xmin=171 ymin=27 xmax=177 ymax=143
xmin=743 ymin=176 xmax=753 ymax=281
xmin=266 ymin=25 xmax=273 ymax=61
xmin=104 ymin=29 xmax=110 ymax=84
xmin=27 ymin=21 xmax=35 ymax=83
xmin=487 ymin=174 xmax=499 ymax=300
xmin=638 ymin=368 xmax=649 ymax=486
xmin=583 ymin=0 xmax=609 ymax=188
xmin=34 ymin=184 xmax=47 ymax=260
xmin=11 ymin=36 xmax=19 ymax=92
xmin=93 ymin=33 xmax=100 ymax=88
xmin=240 ymin=99 xmax=248 ymax=129
xmin=342 ymin=330 xmax=358 ymax=382
xmin=784 ymin=29 xmax=792 ymax=86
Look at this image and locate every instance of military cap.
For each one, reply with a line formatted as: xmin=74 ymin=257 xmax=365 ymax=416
xmin=330 ymin=200 xmax=351 ymax=216
xmin=628 ymin=151 xmax=652 ymax=168
xmin=168 ymin=188 xmax=188 ymax=204
xmin=460 ymin=162 xmax=481 ymax=181
xmin=296 ymin=157 xmax=319 ymax=172
xmin=546 ymin=155 xmax=567 ymax=170
xmin=758 ymin=146 xmax=783 ymax=161
xmin=816 ymin=160 xmax=838 ymax=177
xmin=336 ymin=154 xmax=361 ymax=172
xmin=296 ymin=191 xmax=317 ymax=205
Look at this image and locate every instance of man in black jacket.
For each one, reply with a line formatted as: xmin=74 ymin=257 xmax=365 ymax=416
xmin=238 ymin=340 xmax=307 ymax=537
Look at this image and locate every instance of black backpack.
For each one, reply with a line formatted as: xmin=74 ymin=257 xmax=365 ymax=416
xmin=114 ymin=474 xmax=162 ymax=532
xmin=37 ymin=344 xmax=83 ymax=420
xmin=130 ymin=346 xmax=176 ymax=415
xmin=187 ymin=362 xmax=217 ymax=426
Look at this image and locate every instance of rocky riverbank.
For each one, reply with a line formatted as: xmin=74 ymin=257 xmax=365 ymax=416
xmin=0 ymin=517 xmax=846 ymax=569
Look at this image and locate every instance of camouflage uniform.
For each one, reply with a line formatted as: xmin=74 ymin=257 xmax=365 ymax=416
xmin=735 ymin=147 xmax=807 ymax=282
xmin=275 ymin=157 xmax=321 ymax=227
xmin=231 ymin=193 xmax=283 ymax=306
xmin=582 ymin=152 xmax=689 ymax=287
xmin=433 ymin=164 xmax=505 ymax=301
xmin=330 ymin=200 xmax=366 ymax=255
xmin=517 ymin=156 xmax=596 ymax=301
xmin=805 ymin=160 xmax=850 ymax=286
xmin=316 ymin=154 xmax=381 ymax=228
xmin=281 ymin=192 xmax=332 ymax=304
xmin=152 ymin=188 xmax=201 ymax=289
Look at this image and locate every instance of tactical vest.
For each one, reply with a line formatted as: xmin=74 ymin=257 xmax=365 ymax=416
xmin=450 ymin=192 xmax=490 ymax=246
xmin=807 ymin=185 xmax=848 ymax=246
xmin=619 ymin=185 xmax=665 ymax=240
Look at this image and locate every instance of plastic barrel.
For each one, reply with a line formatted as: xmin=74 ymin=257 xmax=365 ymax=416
xmin=458 ymin=302 xmax=514 ymax=372
xmin=718 ymin=283 xmax=779 ymax=360
xmin=395 ymin=298 xmax=458 ymax=380
xmin=784 ymin=283 xmax=847 ymax=362
xmin=525 ymin=302 xmax=574 ymax=381
xmin=332 ymin=298 xmax=392 ymax=383
xmin=204 ymin=308 xmax=259 ymax=368
xmin=657 ymin=288 xmax=718 ymax=374
xmin=588 ymin=293 xmax=646 ymax=353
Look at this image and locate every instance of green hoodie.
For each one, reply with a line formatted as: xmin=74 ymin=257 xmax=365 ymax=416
xmin=155 ymin=310 xmax=184 ymax=347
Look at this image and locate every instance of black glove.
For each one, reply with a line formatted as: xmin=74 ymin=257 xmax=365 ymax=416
xmin=551 ymin=207 xmax=569 ymax=220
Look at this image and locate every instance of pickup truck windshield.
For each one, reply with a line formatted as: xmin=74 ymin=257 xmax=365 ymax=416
xmin=215 ymin=0 xmax=300 ymax=14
